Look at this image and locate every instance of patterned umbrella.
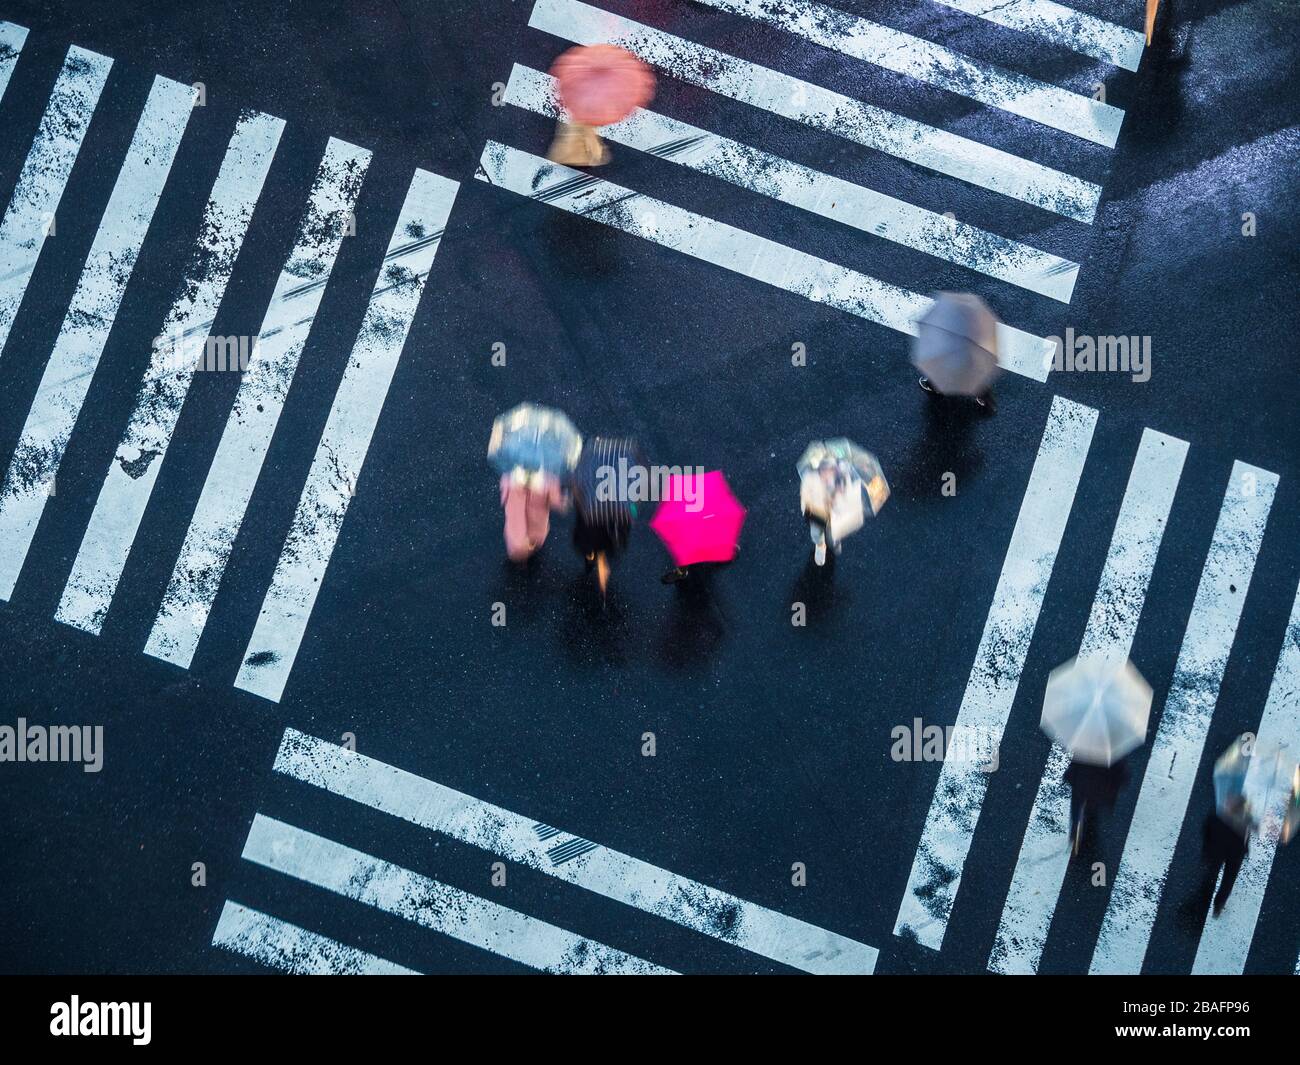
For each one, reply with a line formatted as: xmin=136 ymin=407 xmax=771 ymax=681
xmin=487 ymin=403 xmax=582 ymax=478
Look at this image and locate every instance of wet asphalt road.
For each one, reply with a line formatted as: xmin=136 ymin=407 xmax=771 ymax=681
xmin=0 ymin=0 xmax=1297 ymax=975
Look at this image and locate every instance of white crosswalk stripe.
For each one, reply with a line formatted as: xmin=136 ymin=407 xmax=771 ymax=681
xmin=266 ymin=727 xmax=880 ymax=973
xmin=235 ymin=169 xmax=459 ymax=703
xmin=894 ymin=395 xmax=1098 ymax=950
xmin=56 ymin=109 xmax=285 ymax=635
xmin=530 ymin=0 xmax=1103 ymax=221
xmin=242 ymin=813 xmax=673 ymax=975
xmin=694 ymin=0 xmax=1125 ymax=147
xmin=478 ymin=0 xmax=1143 ymax=389
xmin=0 ymin=23 xmax=457 ymax=705
xmin=1193 ymin=574 xmax=1300 ymax=974
xmin=990 ymin=428 xmax=1187 ymax=974
xmin=1091 ymin=461 xmax=1277 ymax=974
xmin=502 ymin=63 xmax=1080 ymax=302
xmin=0 ymin=44 xmax=111 ymax=360
xmin=0 ymin=74 xmax=194 ymax=600
xmin=933 ymin=0 xmax=1146 ymax=72
xmin=477 ymin=141 xmax=1055 ymax=379
xmin=144 ymin=136 xmax=371 ymax=670
xmin=212 ymin=900 xmax=419 ymax=975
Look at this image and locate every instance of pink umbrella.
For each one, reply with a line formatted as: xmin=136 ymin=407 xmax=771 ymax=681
xmin=650 ymin=471 xmax=746 ymax=566
xmin=550 ymin=44 xmax=655 ymax=127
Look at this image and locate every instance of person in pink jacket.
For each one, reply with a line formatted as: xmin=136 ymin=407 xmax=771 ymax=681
xmin=500 ymin=470 xmax=566 ymax=562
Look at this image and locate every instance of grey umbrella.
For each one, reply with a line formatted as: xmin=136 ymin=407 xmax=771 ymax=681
xmin=911 ymin=292 xmax=1002 ymax=396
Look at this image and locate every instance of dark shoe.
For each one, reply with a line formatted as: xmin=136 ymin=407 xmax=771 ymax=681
xmin=975 ymin=390 xmax=996 ymax=415
xmin=1212 ymin=901 xmax=1225 ymax=918
xmin=918 ymin=376 xmax=935 ymax=394
xmin=660 ymin=567 xmax=689 ymax=584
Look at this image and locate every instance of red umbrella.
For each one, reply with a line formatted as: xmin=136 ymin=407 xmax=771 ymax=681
xmin=550 ymin=44 xmax=655 ymax=127
xmin=650 ymin=471 xmax=746 ymax=566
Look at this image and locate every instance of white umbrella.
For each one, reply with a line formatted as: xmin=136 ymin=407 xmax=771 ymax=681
xmin=1040 ymin=657 xmax=1152 ymax=766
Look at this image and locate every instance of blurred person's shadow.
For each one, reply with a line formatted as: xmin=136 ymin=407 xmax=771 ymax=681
xmin=1133 ymin=1 xmax=1191 ymax=145
xmin=894 ymin=395 xmax=985 ymax=500
xmin=787 ymin=549 xmax=843 ymax=628
xmin=539 ymin=206 xmax=622 ymax=281
xmin=657 ymin=567 xmax=729 ymax=670
xmin=562 ymin=569 xmax=632 ymax=669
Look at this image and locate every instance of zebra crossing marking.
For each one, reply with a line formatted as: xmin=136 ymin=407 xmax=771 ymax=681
xmin=894 ymin=395 xmax=1098 ymax=950
xmin=235 ymin=168 xmax=459 ymax=703
xmin=477 ymin=141 xmax=1055 ymax=379
xmin=56 ymin=109 xmax=285 ymax=635
xmin=273 ymin=727 xmax=879 ymax=973
xmin=502 ymin=63 xmax=1080 ymax=303
xmin=1091 ymin=461 xmax=1278 ymax=974
xmin=0 ymin=22 xmax=29 ymax=105
xmin=933 ymin=0 xmax=1146 ymax=72
xmin=990 ymin=427 xmax=1188 ymax=974
xmin=211 ymin=899 xmax=419 ymax=975
xmin=0 ymin=75 xmax=194 ymax=600
xmin=242 ymin=813 xmax=673 ymax=975
xmin=144 ymin=136 xmax=371 ymax=670
xmin=0 ymin=44 xmax=112 ymax=360
xmin=529 ymin=0 xmax=1102 ymax=221
xmin=1190 ymin=573 xmax=1300 ymax=974
xmin=695 ymin=0 xmax=1124 ymax=147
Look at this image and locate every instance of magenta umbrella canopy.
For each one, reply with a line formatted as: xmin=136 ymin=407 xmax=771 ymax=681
xmin=649 ymin=471 xmax=746 ymax=566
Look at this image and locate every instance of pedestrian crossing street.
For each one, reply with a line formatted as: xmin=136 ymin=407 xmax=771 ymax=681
xmin=0 ymin=21 xmax=459 ymax=703
xmin=478 ymin=0 xmax=1151 ymax=382
xmin=898 ymin=395 xmax=1300 ymax=975
xmin=213 ymin=727 xmax=882 ymax=974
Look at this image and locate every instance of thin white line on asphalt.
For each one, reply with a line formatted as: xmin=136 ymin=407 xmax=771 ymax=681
xmin=1192 ymin=574 xmax=1300 ymax=974
xmin=273 ymin=727 xmax=880 ymax=974
xmin=234 ymin=169 xmax=459 ymax=703
xmin=1091 ymin=460 xmax=1278 ymax=974
xmin=56 ymin=110 xmax=285 ymax=635
xmin=990 ymin=428 xmax=1188 ymax=974
xmin=0 ymin=22 xmax=29 ymax=105
xmin=694 ymin=0 xmax=1124 ymax=147
xmin=0 ymin=45 xmax=112 ymax=359
xmin=933 ymin=0 xmax=1146 ymax=72
xmin=0 ymin=75 xmax=193 ymax=600
xmin=504 ymin=64 xmax=1079 ymax=303
xmin=477 ymin=142 xmax=1055 ymax=380
xmin=894 ymin=395 xmax=1098 ymax=950
xmin=242 ymin=814 xmax=673 ymax=975
xmin=144 ymin=136 xmax=371 ymax=669
xmin=529 ymin=0 xmax=1102 ymax=222
xmin=211 ymin=899 xmax=419 ymax=975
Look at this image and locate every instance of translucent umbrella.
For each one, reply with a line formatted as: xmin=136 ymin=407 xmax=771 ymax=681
xmin=1040 ymin=657 xmax=1152 ymax=766
xmin=1214 ymin=736 xmax=1296 ymax=839
xmin=796 ymin=439 xmax=889 ymax=516
xmin=487 ymin=403 xmax=582 ymax=478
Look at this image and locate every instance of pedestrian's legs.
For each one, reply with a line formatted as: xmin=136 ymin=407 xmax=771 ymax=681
xmin=1069 ymin=792 xmax=1087 ymax=855
xmin=1213 ymin=850 xmax=1245 ymax=913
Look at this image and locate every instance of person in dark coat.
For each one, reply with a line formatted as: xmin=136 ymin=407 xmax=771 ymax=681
xmin=1064 ymin=757 xmax=1130 ymax=856
xmin=1202 ymin=797 xmax=1252 ymax=917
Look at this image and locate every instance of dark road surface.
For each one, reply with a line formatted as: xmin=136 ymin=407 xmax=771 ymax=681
xmin=0 ymin=0 xmax=1297 ymax=975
